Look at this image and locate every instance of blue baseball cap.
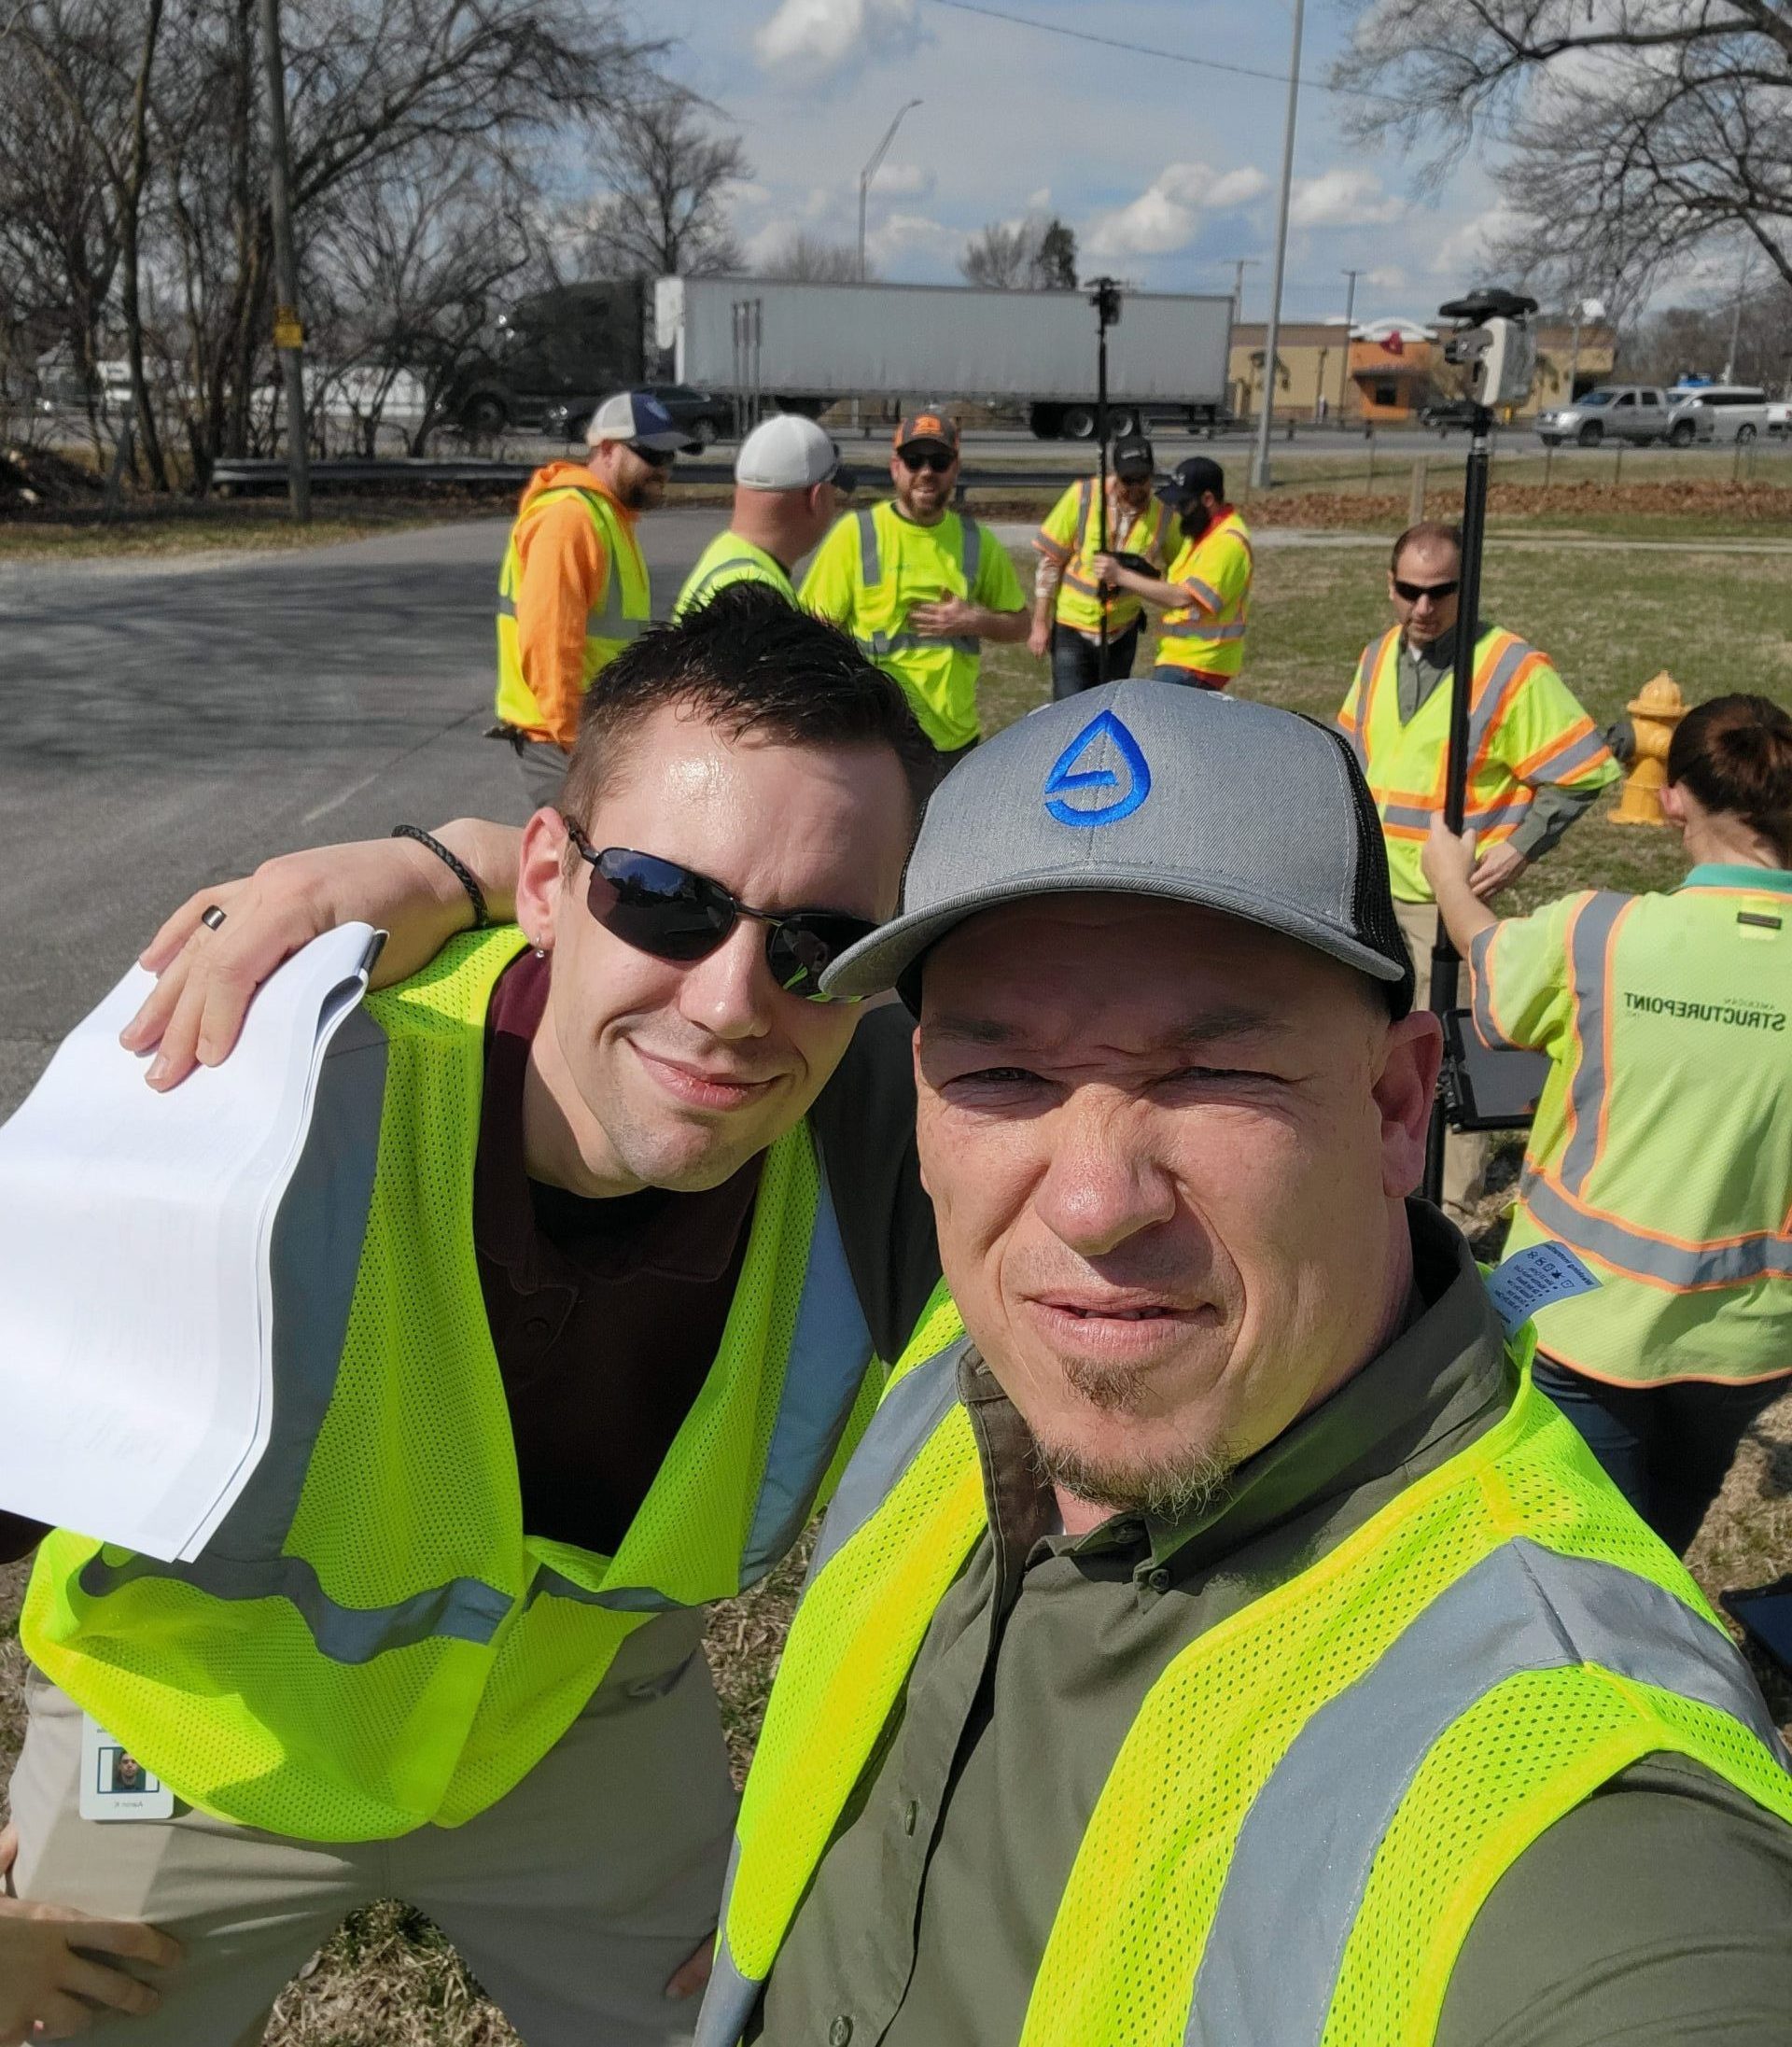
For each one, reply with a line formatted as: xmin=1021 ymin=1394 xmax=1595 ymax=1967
xmin=585 ymin=389 xmax=702 ymax=454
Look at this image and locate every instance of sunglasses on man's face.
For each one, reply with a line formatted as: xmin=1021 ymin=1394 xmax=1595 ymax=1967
xmin=633 ymin=445 xmax=678 ymax=470
xmin=560 ymin=821 xmax=875 ymax=1003
xmin=1393 ymin=577 xmax=1459 ymax=603
xmin=899 ymin=448 xmax=956 ymax=474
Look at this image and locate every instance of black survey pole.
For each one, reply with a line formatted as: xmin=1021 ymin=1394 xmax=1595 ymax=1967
xmin=1089 ymin=277 xmax=1123 ymax=687
xmin=1421 ymin=398 xmax=1491 ymax=1203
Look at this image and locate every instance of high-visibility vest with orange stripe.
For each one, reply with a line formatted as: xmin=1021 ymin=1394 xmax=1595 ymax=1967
xmin=1154 ymin=508 xmax=1253 ymax=679
xmin=1034 ymin=480 xmax=1171 ymax=636
xmin=494 ymin=484 xmax=651 ymax=735
xmin=1338 ymin=625 xmax=1617 ymax=902
xmin=1470 ymin=871 xmax=1792 ymax=1386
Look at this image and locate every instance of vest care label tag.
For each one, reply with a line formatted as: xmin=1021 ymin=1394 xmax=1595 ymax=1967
xmin=1485 ymin=1241 xmax=1602 ymax=1338
xmin=78 ymin=1714 xmax=175 ymax=1821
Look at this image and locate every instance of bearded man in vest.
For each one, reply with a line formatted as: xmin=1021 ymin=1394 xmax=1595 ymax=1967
xmin=800 ymin=409 xmax=1029 ymax=778
xmin=1339 ymin=519 xmax=1618 ymax=1217
xmin=691 ymin=683 xmax=1792 ymax=2047
xmin=1027 ymin=435 xmax=1170 ymax=698
xmin=2 ymin=591 xmax=945 ymax=2047
xmin=493 ymin=388 xmax=698 ymax=810
xmin=1091 ymin=455 xmax=1253 ymax=689
xmin=671 ymin=415 xmax=854 ymax=622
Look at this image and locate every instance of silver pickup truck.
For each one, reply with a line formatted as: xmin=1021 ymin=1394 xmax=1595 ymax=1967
xmin=1533 ymin=384 xmax=1705 ymax=447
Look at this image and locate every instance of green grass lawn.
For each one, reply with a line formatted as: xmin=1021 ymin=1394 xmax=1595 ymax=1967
xmin=977 ymin=536 xmax=1792 ymax=911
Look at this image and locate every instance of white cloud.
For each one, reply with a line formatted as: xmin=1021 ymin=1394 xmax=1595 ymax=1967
xmin=1366 ymin=264 xmax=1407 ymax=289
xmin=754 ymin=0 xmax=924 ymax=84
xmin=871 ymin=160 xmax=935 ymax=199
xmin=867 ymin=210 xmax=965 ymax=269
xmin=1082 ymin=161 xmax=1268 ymax=259
xmin=1289 ymin=169 xmax=1404 ymax=230
xmin=1427 ymin=203 xmax=1525 ymax=277
xmin=1027 ymin=186 xmax=1052 ymax=212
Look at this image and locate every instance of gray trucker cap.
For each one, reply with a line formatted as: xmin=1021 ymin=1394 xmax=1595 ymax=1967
xmin=821 ymin=680 xmax=1414 ymax=1014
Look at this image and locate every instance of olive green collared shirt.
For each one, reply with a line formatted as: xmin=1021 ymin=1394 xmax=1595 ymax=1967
xmin=1398 ymin=623 xmax=1599 ymax=862
xmin=752 ymin=1205 xmax=1792 ymax=2047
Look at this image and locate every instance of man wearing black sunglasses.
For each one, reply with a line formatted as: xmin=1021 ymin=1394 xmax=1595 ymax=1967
xmin=1338 ymin=519 xmax=1618 ymax=1215
xmin=801 ymin=407 xmax=1029 ymax=773
xmin=13 ymin=592 xmax=944 ymax=2047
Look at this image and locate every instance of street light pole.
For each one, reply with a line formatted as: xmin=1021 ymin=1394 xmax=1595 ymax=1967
xmin=1337 ymin=267 xmax=1361 ymax=421
xmin=858 ymin=98 xmax=923 ymax=284
xmin=1253 ymin=0 xmax=1305 ymax=489
xmin=258 ymin=0 xmax=309 ymax=522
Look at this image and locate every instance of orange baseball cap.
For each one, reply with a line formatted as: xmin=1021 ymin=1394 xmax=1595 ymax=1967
xmin=893 ymin=408 xmax=960 ymax=456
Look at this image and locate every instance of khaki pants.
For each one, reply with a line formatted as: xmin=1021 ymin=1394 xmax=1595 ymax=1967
xmin=4 ymin=1611 xmax=734 ymax=2047
xmin=1394 ymin=895 xmax=1490 ymax=1220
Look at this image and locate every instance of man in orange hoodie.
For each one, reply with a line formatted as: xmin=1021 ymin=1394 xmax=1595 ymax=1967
xmin=494 ymin=389 xmax=697 ymax=806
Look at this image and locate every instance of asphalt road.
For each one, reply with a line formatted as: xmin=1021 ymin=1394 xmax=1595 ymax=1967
xmin=0 ymin=508 xmax=731 ymax=1116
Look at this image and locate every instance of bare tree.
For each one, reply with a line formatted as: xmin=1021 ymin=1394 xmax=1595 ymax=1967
xmin=1334 ymin=0 xmax=1792 ymax=297
xmin=759 ymin=231 xmax=867 ymax=283
xmin=959 ymin=213 xmax=1079 ymax=290
xmin=584 ymin=91 xmax=748 ymax=279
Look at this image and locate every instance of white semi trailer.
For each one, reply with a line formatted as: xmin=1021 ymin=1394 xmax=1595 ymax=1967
xmin=653 ymin=275 xmax=1233 ymax=440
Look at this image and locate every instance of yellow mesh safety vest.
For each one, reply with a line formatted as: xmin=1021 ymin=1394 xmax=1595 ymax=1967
xmin=1155 ymin=508 xmax=1253 ymax=679
xmin=672 ymin=531 xmax=796 ymax=621
xmin=23 ymin=931 xmax=883 ymax=1843
xmin=1048 ymin=482 xmax=1171 ymax=636
xmin=493 ymin=484 xmax=651 ymax=732
xmin=1340 ymin=625 xmax=1616 ymax=903
xmin=695 ymin=1299 xmax=1792 ymax=2047
xmin=843 ymin=502 xmax=988 ymax=752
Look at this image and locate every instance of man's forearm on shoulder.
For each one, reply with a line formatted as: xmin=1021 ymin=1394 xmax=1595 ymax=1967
xmin=433 ymin=820 xmax=525 ymax=924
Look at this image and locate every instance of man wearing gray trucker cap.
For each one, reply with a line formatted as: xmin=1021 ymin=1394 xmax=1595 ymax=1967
xmin=671 ymin=416 xmax=856 ymax=621
xmin=697 ymin=682 xmax=1792 ymax=2047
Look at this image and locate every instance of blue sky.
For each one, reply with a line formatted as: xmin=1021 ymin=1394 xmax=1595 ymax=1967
xmin=630 ymin=0 xmax=1517 ymax=329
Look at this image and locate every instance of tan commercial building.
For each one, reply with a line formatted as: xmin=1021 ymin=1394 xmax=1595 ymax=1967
xmin=1230 ymin=317 xmax=1618 ymax=427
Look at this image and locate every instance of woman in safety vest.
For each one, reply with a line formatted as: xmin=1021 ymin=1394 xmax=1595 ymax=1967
xmin=1424 ymin=693 xmax=1792 ymax=1551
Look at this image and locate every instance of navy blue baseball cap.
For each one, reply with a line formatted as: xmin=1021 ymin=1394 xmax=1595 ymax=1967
xmin=585 ymin=389 xmax=702 ymax=454
xmin=1156 ymin=456 xmax=1225 ymax=508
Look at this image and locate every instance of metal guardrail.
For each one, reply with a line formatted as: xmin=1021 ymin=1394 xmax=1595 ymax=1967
xmin=207 ymin=456 xmax=1131 ymax=495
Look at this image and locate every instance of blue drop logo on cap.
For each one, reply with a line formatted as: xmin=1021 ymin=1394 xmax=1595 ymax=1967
xmin=1043 ymin=709 xmax=1151 ymax=827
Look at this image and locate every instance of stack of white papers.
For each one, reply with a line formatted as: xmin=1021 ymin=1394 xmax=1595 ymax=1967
xmin=0 ymin=925 xmax=382 ymax=1562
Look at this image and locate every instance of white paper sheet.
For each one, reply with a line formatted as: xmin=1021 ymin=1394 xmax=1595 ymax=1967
xmin=0 ymin=925 xmax=381 ymax=1561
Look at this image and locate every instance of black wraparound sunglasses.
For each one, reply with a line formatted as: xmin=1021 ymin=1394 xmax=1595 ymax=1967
xmin=1393 ymin=576 xmax=1459 ymax=603
xmin=561 ymin=820 xmax=875 ymax=1002
xmin=898 ymin=448 xmax=956 ymax=473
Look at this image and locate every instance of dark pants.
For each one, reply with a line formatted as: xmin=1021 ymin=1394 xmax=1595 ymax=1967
xmin=1051 ymin=622 xmax=1140 ymax=699
xmin=1533 ymin=1355 xmax=1790 ymax=1555
xmin=1147 ymin=663 xmax=1230 ymax=691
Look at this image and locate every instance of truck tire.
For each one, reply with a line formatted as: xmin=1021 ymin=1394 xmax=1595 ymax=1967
xmin=461 ymin=390 xmax=509 ymax=435
xmin=1028 ymin=403 xmax=1063 ymax=440
xmin=1060 ymin=404 xmax=1098 ymax=441
xmin=1668 ymin=419 xmax=1695 ymax=447
xmin=1108 ymin=408 xmax=1141 ymax=438
xmin=1736 ymin=423 xmax=1757 ymax=444
xmin=690 ymin=418 xmax=717 ymax=447
xmin=1576 ymin=421 xmax=1603 ymax=447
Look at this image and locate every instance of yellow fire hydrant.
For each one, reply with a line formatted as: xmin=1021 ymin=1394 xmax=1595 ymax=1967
xmin=1611 ymin=671 xmax=1687 ymax=827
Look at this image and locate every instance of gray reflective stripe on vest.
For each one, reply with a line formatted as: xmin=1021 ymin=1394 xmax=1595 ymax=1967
xmin=1185 ymin=1536 xmax=1789 ymax=2047
xmin=525 ymin=1171 xmax=875 ymax=1615
xmin=1536 ymin=723 xmax=1612 ymax=782
xmin=1465 ymin=634 xmax=1536 ymax=759
xmin=681 ymin=554 xmax=790 ymax=615
xmin=1559 ymin=890 xmax=1628 ymax=1192
xmin=856 ymin=630 xmax=980 ymax=658
xmin=1523 ymin=1176 xmax=1792 ymax=1287
xmin=696 ymin=1838 xmax=758 ymax=2047
xmin=79 ymin=1547 xmax=512 ymax=1662
xmin=855 ymin=506 xmax=982 ymax=592
xmin=804 ymin=1338 xmax=968 ymax=1589
xmin=1468 ymin=928 xmax=1506 ymax=1049
xmin=1379 ymin=799 xmax=1532 ymax=834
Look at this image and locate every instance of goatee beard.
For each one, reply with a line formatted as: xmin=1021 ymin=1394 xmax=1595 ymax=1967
xmin=1029 ymin=1433 xmax=1237 ymax=1525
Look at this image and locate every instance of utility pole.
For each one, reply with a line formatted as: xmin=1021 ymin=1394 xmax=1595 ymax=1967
xmin=1337 ymin=268 xmax=1361 ymax=421
xmin=1724 ymin=249 xmax=1752 ymax=383
xmin=258 ymin=0 xmax=309 ymax=522
xmin=1224 ymin=257 xmax=1258 ymax=320
xmin=1253 ymin=0 xmax=1305 ymax=489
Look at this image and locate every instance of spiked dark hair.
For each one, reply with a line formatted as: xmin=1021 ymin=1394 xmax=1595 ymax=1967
xmin=560 ymin=582 xmax=936 ymax=828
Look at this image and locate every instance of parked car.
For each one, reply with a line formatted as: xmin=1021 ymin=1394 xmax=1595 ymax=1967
xmin=1534 ymin=385 xmax=1702 ymax=448
xmin=540 ymin=384 xmax=734 ymax=445
xmin=1666 ymin=385 xmax=1773 ymax=445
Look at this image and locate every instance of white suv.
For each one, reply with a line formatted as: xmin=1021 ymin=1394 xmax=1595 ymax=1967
xmin=1667 ymin=386 xmax=1772 ymax=445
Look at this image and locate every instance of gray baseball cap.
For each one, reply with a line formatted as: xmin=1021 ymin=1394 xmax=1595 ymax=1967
xmin=821 ymin=680 xmax=1414 ymax=1014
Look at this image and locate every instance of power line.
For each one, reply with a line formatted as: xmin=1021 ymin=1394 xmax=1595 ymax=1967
xmin=925 ymin=0 xmax=1393 ymax=103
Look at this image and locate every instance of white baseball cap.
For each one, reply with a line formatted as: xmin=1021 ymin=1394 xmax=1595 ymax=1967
xmin=584 ymin=389 xmax=699 ymax=453
xmin=735 ymin=414 xmax=850 ymax=491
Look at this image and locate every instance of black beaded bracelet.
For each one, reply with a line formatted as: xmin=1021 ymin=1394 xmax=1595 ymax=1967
xmin=391 ymin=825 xmax=491 ymax=932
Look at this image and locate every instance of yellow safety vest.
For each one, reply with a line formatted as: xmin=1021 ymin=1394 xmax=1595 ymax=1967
xmin=844 ymin=502 xmax=988 ymax=752
xmin=1155 ymin=507 xmax=1253 ymax=679
xmin=494 ymin=484 xmax=651 ymax=733
xmin=1340 ymin=625 xmax=1616 ymax=903
xmin=23 ymin=931 xmax=884 ymax=1843
xmin=1472 ymin=874 xmax=1792 ymax=1386
xmin=673 ymin=530 xmax=795 ymax=620
xmin=1040 ymin=481 xmax=1171 ymax=636
xmin=695 ymin=1294 xmax=1792 ymax=2046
